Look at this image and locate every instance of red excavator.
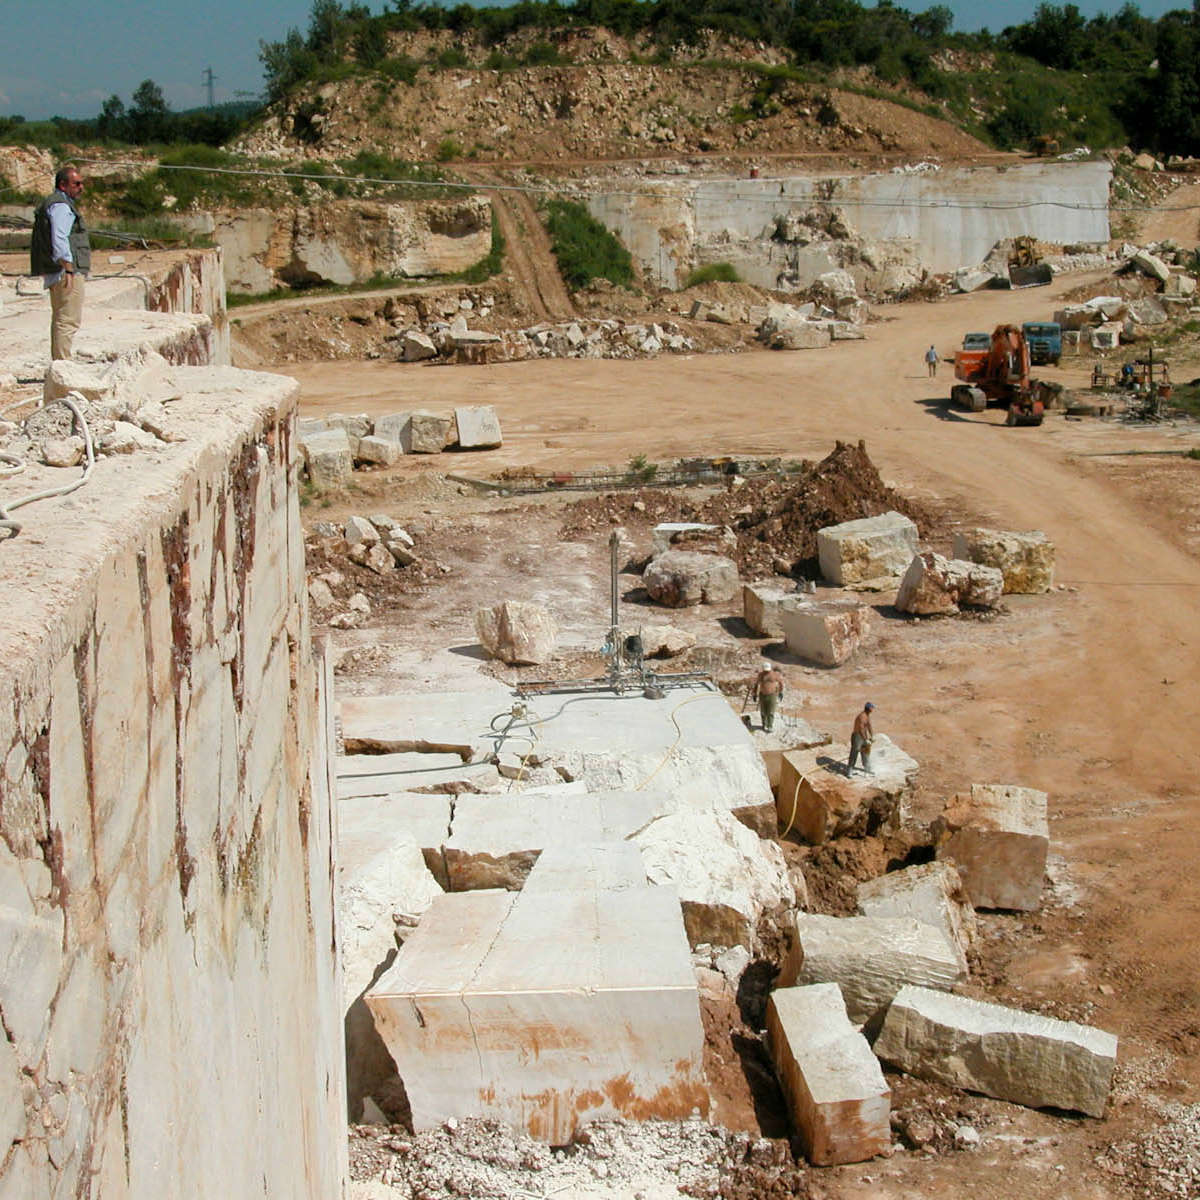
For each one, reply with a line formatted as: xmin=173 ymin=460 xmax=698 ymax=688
xmin=951 ymin=324 xmax=1059 ymax=426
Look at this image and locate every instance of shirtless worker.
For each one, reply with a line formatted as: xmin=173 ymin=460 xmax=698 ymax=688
xmin=749 ymin=662 xmax=784 ymax=733
xmin=847 ymin=702 xmax=875 ymax=774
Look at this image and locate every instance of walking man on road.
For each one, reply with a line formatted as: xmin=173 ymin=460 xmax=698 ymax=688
xmin=750 ymin=662 xmax=785 ymax=733
xmin=31 ymin=165 xmax=90 ymax=361
xmin=924 ymin=345 xmax=939 ymax=377
xmin=847 ymin=702 xmax=875 ymax=774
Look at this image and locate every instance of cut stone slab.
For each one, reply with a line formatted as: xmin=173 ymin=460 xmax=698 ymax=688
xmin=817 ymin=512 xmax=918 ymax=587
xmin=337 ymin=793 xmax=454 ymax=860
xmin=453 ymin=405 xmax=502 ymax=449
xmin=300 ymin=427 xmax=353 ymax=489
xmin=633 ymin=809 xmax=794 ymax=951
xmin=441 ymin=790 xmax=668 ymax=891
xmin=355 ymin=435 xmax=402 ymax=466
xmin=336 ymin=752 xmax=498 ymax=799
xmin=521 ymin=841 xmax=648 ymax=894
xmin=935 ymin=784 xmax=1049 ymax=911
xmin=366 ymin=884 xmax=708 ymax=1143
xmin=475 ymin=600 xmax=558 ymax=665
xmin=779 ymin=914 xmax=965 ymax=1027
xmin=742 ymin=582 xmax=794 ymax=637
xmin=403 ymin=411 xmax=452 ymax=454
xmin=951 ymin=528 xmax=1055 ymax=594
xmin=895 ymin=552 xmax=1003 ymax=615
xmin=373 ymin=412 xmax=411 ymax=447
xmin=874 ymin=985 xmax=1117 ymax=1117
xmin=767 ymin=984 xmax=890 ymax=1166
xmin=1130 ymin=249 xmax=1170 ymax=283
xmin=777 ymin=735 xmax=918 ymax=844
xmin=857 ymin=861 xmax=977 ymax=974
xmin=643 ymin=550 xmax=738 ymax=607
xmin=779 ymin=596 xmax=870 ymax=666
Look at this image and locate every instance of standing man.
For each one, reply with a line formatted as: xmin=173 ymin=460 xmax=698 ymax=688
xmin=31 ymin=165 xmax=90 ymax=361
xmin=924 ymin=344 xmax=939 ymax=377
xmin=847 ymin=702 xmax=875 ymax=774
xmin=749 ymin=661 xmax=785 ymax=733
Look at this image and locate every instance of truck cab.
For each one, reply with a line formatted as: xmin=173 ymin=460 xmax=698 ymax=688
xmin=1021 ymin=321 xmax=1062 ymax=366
xmin=962 ymin=332 xmax=991 ymax=351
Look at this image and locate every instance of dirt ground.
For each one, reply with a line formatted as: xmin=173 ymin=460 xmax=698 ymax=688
xmin=281 ymin=270 xmax=1200 ymax=1198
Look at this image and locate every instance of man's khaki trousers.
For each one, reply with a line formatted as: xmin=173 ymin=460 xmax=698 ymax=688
xmin=49 ymin=274 xmax=85 ymax=360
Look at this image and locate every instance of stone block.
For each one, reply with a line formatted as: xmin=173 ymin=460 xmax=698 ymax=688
xmin=652 ymin=523 xmax=723 ymax=557
xmin=952 ymin=528 xmax=1055 ymax=594
xmin=935 ymin=784 xmax=1049 ymax=911
xmin=895 ymin=552 xmax=1003 ymax=614
xmin=521 ymin=841 xmax=647 ymax=894
xmin=776 ymin=735 xmax=917 ymax=844
xmin=366 ymin=885 xmax=708 ymax=1143
xmin=770 ymin=322 xmax=832 ymax=351
xmin=1130 ymin=249 xmax=1170 ymax=283
xmin=874 ymin=985 xmax=1117 ymax=1117
xmin=453 ymin=405 xmax=502 ymax=449
xmin=779 ymin=914 xmax=964 ymax=1027
xmin=344 ymin=516 xmax=379 ymax=546
xmin=355 ymin=435 xmax=401 ymax=466
xmin=742 ymin=582 xmax=793 ymax=637
xmin=1090 ymin=324 xmax=1121 ymax=350
xmin=644 ymin=550 xmax=739 ymax=607
xmin=637 ymin=625 xmax=695 ymax=657
xmin=767 ymin=984 xmax=890 ymax=1165
xmin=1126 ymin=297 xmax=1168 ymax=326
xmin=953 ymin=269 xmax=997 ymax=293
xmin=373 ymin=412 xmax=410 ymax=446
xmin=327 ymin=413 xmax=372 ymax=442
xmin=633 ymin=809 xmax=793 ymax=951
xmin=475 ymin=600 xmax=558 ymax=665
xmin=402 ymin=330 xmax=438 ymax=361
xmin=300 ymin=428 xmax=353 ymax=489
xmin=403 ymin=411 xmax=452 ymax=454
xmin=817 ymin=512 xmax=918 ymax=586
xmin=1165 ymin=273 xmax=1197 ymax=298
xmin=857 ymin=861 xmax=977 ymax=973
xmin=779 ymin=597 xmax=870 ymax=666
xmin=337 ymin=792 xmax=453 ymax=857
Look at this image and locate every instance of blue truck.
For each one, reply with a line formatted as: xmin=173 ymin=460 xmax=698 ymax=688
xmin=1021 ymin=321 xmax=1062 ymax=366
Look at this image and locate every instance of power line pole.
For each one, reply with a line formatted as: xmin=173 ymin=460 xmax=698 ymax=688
xmin=202 ymin=67 xmax=217 ymax=108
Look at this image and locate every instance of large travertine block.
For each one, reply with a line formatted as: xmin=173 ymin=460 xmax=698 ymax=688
xmin=770 ymin=321 xmax=832 ymax=350
xmin=857 ymin=862 xmax=977 ymax=973
xmin=874 ymin=986 xmax=1117 ymax=1117
xmin=475 ymin=600 xmax=558 ymax=665
xmin=777 ymin=735 xmax=917 ymax=844
xmin=779 ymin=597 xmax=870 ymax=666
xmin=644 ymin=550 xmax=739 ymax=607
xmin=300 ymin=427 xmax=353 ymax=489
xmin=935 ymin=784 xmax=1049 ymax=911
xmin=742 ymin=582 xmax=793 ymax=637
xmin=634 ymin=809 xmax=794 ymax=950
xmin=952 ymin=528 xmax=1055 ymax=594
xmin=403 ymin=410 xmax=452 ymax=454
xmin=817 ymin=512 xmax=918 ymax=586
xmin=767 ymin=984 xmax=890 ymax=1165
xmin=780 ymin=914 xmax=964 ymax=1027
xmin=453 ymin=405 xmax=502 ymax=449
xmin=367 ymin=886 xmax=708 ymax=1143
xmin=895 ymin=552 xmax=1003 ymax=614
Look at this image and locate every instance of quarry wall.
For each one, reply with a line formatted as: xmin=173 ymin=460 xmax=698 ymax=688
xmin=0 ymin=369 xmax=345 ymax=1198
xmin=586 ymin=161 xmax=1113 ymax=291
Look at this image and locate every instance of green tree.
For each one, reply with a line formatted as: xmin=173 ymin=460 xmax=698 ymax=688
xmin=128 ymin=79 xmax=170 ymax=143
xmin=96 ymin=95 xmax=127 ymax=140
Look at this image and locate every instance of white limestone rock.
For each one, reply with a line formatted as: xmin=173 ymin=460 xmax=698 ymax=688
xmin=300 ymin=427 xmax=353 ymax=489
xmin=402 ymin=330 xmax=438 ymax=361
xmin=742 ymin=582 xmax=793 ymax=637
xmin=857 ymin=861 xmax=977 ymax=973
xmin=475 ymin=600 xmax=558 ymax=665
xmin=874 ymin=985 xmax=1117 ymax=1117
xmin=404 ymin=411 xmax=453 ymax=454
xmin=643 ymin=550 xmax=739 ymax=607
xmin=453 ymin=405 xmax=502 ymax=450
xmin=633 ymin=809 xmax=793 ymax=952
xmin=777 ymin=735 xmax=918 ymax=845
xmin=767 ymin=984 xmax=890 ymax=1166
xmin=355 ymin=435 xmax=401 ymax=466
xmin=779 ymin=596 xmax=870 ymax=666
xmin=100 ymin=420 xmax=161 ymax=455
xmin=638 ymin=625 xmax=696 ymax=658
xmin=41 ymin=436 xmax=84 ymax=468
xmin=934 ymin=784 xmax=1049 ymax=911
xmin=770 ymin=322 xmax=832 ymax=351
xmin=952 ymin=528 xmax=1055 ymax=594
xmin=780 ymin=914 xmax=964 ymax=1027
xmin=1130 ymin=249 xmax=1170 ymax=283
xmin=895 ymin=552 xmax=1004 ymax=614
xmin=1126 ymin=297 xmax=1168 ymax=326
xmin=373 ymin=412 xmax=411 ymax=447
xmin=817 ymin=512 xmax=918 ymax=586
xmin=344 ymin=516 xmax=380 ymax=547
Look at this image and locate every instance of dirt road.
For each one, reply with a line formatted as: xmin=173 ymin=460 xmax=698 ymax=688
xmin=283 ymin=276 xmax=1200 ymax=1197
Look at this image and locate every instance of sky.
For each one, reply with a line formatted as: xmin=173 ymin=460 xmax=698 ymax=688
xmin=0 ymin=0 xmax=1187 ymax=120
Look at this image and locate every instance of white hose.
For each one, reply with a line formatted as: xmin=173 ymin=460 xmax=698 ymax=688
xmin=0 ymin=392 xmax=96 ymax=539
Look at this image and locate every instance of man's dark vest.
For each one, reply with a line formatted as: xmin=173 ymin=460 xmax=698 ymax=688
xmin=30 ymin=191 xmax=91 ymax=276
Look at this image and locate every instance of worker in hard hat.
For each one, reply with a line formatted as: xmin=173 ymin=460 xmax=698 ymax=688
xmin=848 ymin=702 xmax=875 ymax=774
xmin=749 ymin=662 xmax=785 ymax=733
